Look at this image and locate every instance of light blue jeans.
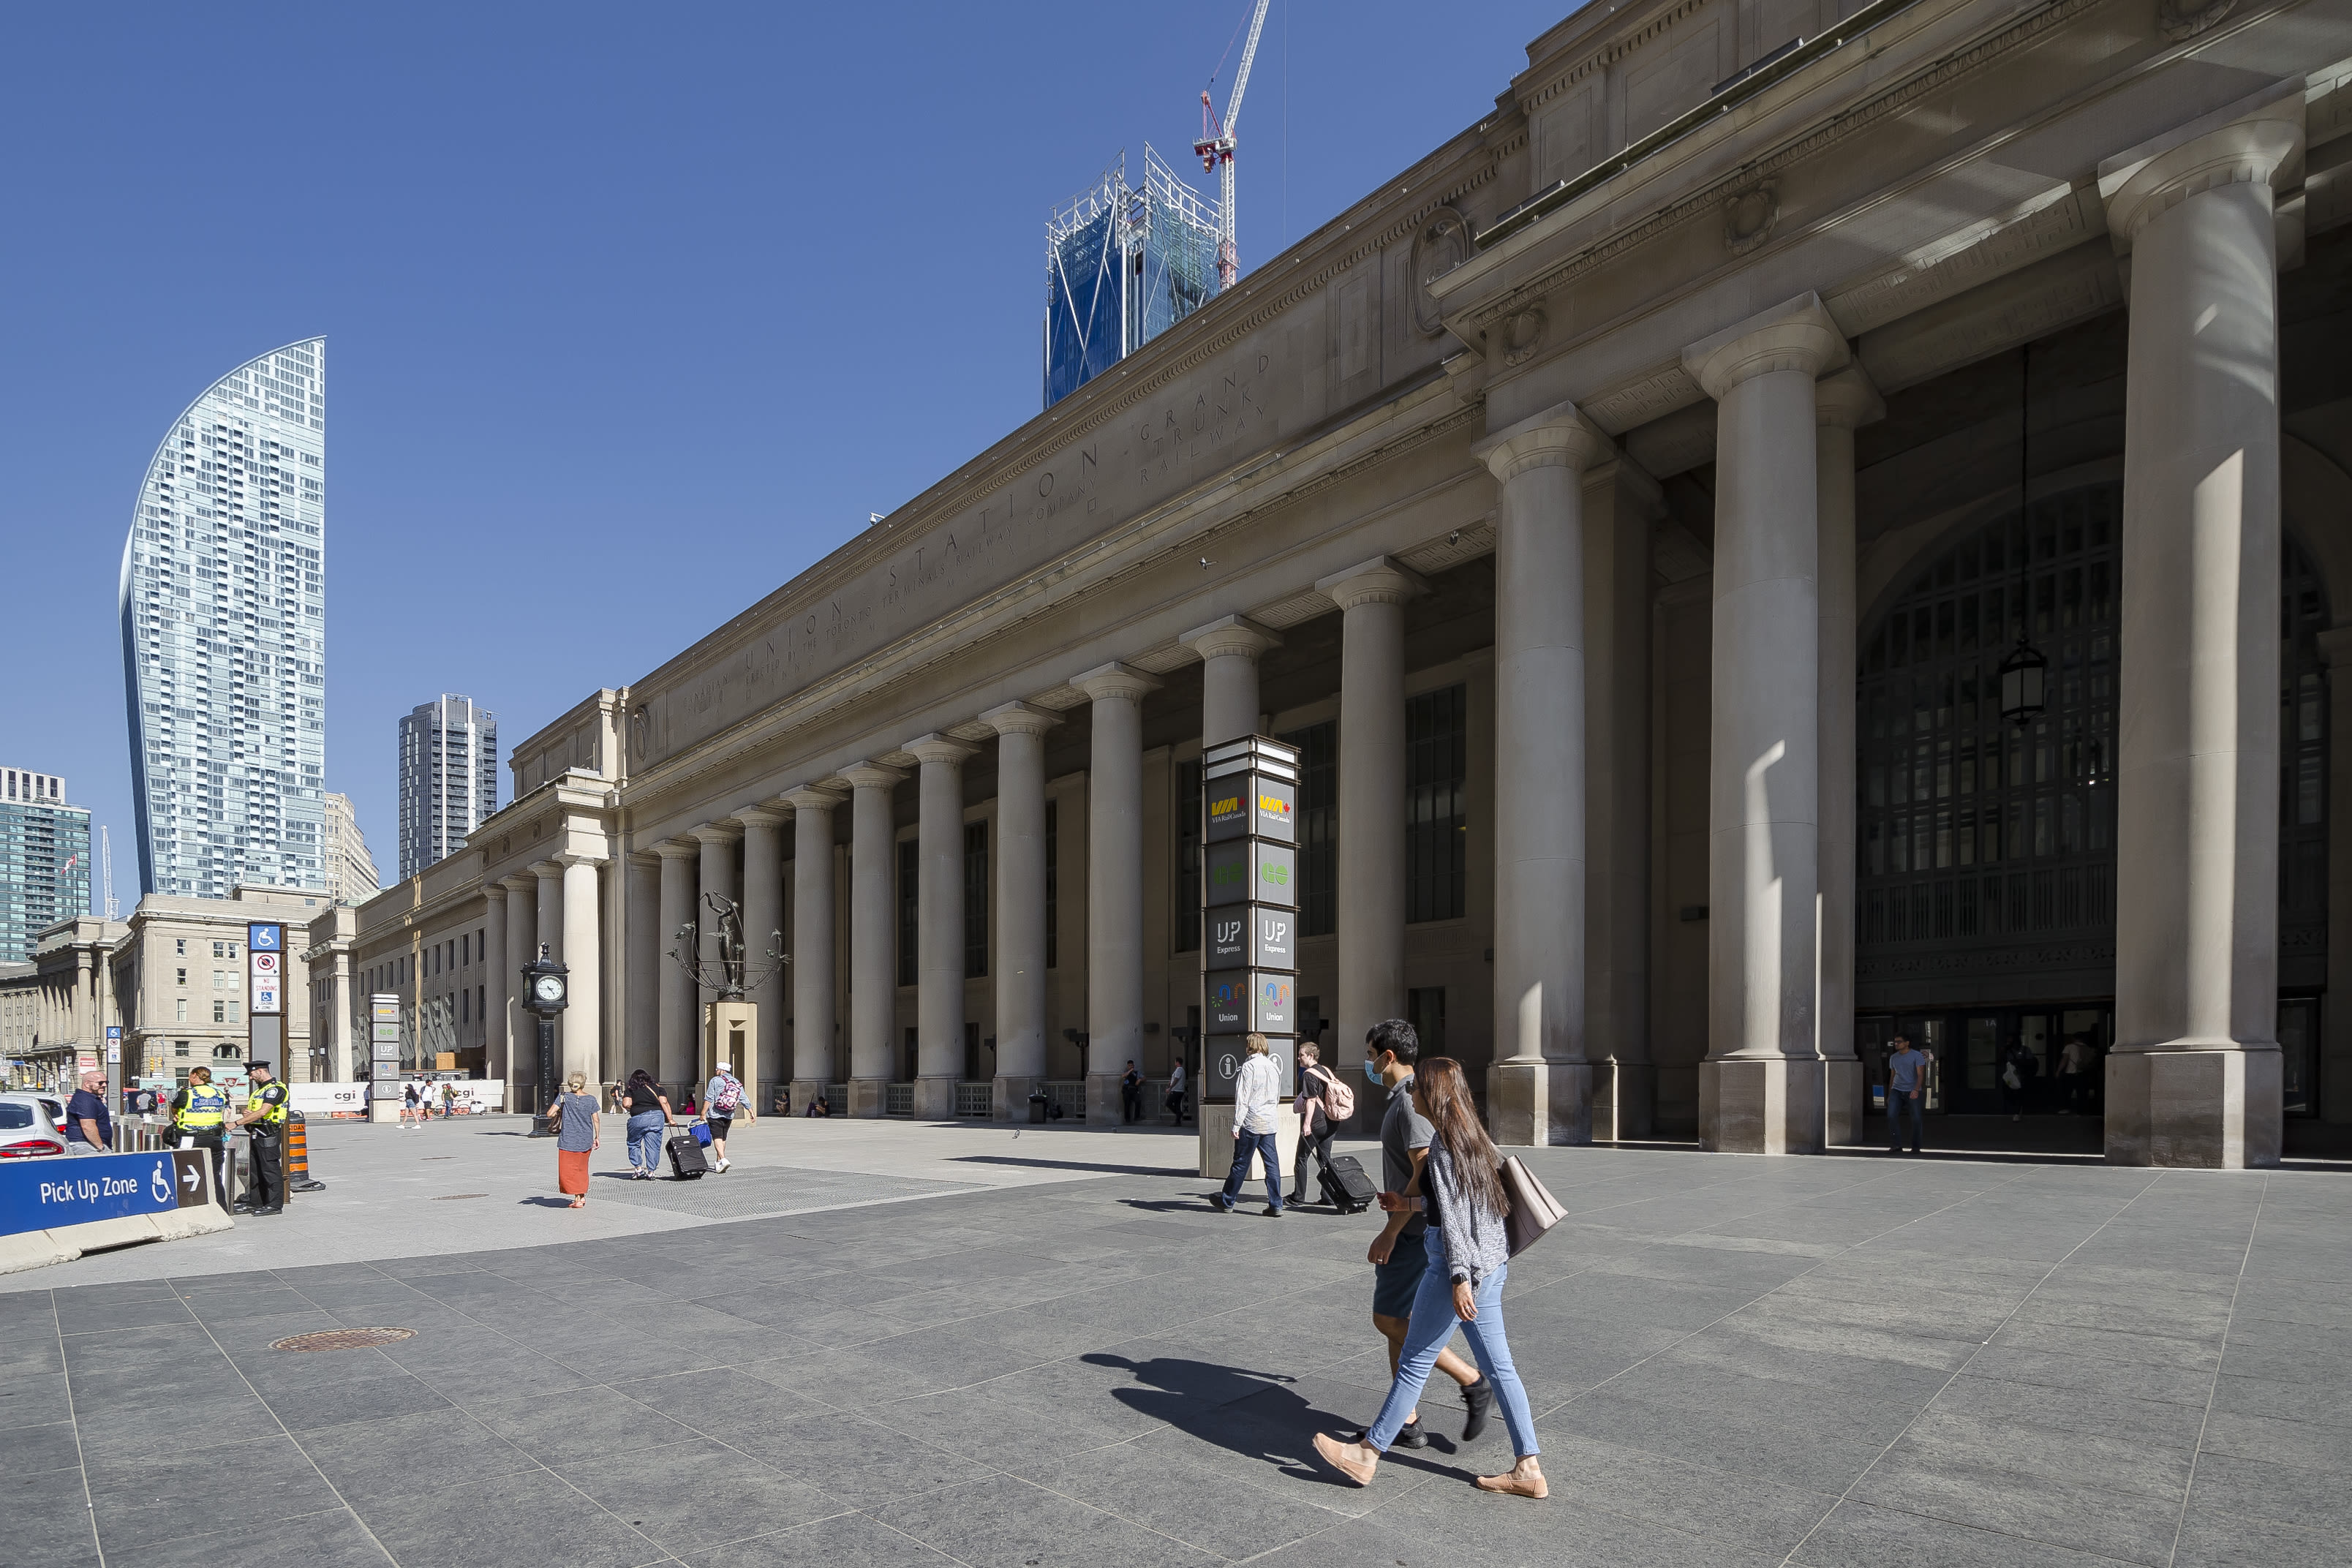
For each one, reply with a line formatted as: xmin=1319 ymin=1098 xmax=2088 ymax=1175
xmin=1367 ymin=1228 xmax=1540 ymax=1458
xmin=626 ymin=1111 xmax=665 ymax=1173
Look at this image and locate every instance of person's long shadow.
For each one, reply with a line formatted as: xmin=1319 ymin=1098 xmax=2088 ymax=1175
xmin=1085 ymin=1350 xmax=1460 ymax=1490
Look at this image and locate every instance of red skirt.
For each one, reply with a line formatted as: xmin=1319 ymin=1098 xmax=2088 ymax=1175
xmin=557 ymin=1149 xmax=590 ymax=1196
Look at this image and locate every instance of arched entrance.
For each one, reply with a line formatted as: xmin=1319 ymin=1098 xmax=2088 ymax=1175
xmin=1852 ymin=483 xmax=2328 ymax=1120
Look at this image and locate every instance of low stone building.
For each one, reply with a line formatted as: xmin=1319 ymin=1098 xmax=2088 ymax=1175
xmin=315 ymin=0 xmax=2352 ymax=1165
xmin=113 ymin=886 xmax=322 ymax=1085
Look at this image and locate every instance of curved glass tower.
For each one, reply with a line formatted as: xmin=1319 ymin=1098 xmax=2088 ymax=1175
xmin=120 ymin=340 xmax=328 ymax=898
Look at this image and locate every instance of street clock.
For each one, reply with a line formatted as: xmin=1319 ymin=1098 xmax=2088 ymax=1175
xmin=520 ymin=947 xmax=569 ymax=1016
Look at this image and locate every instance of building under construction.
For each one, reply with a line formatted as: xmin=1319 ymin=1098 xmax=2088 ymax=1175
xmin=1043 ymin=147 xmax=1221 ymax=408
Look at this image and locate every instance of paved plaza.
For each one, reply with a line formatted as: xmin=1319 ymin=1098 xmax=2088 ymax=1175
xmin=5 ymin=1123 xmax=2348 ymax=1567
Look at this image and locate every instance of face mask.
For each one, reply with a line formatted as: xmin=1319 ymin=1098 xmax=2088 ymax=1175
xmin=1364 ymin=1056 xmax=1382 ymax=1080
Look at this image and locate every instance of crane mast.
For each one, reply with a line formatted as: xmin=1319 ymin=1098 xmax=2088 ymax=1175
xmin=1195 ymin=0 xmax=1273 ymax=291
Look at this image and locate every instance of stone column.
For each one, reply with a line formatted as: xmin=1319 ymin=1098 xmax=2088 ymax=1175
xmin=483 ymin=884 xmax=508 ymax=1085
xmin=2099 ymin=88 xmax=2301 ymax=1168
xmin=1473 ymin=407 xmax=1609 ymax=1146
xmin=504 ymin=875 xmax=537 ymax=1112
xmin=1814 ymin=365 xmax=1883 ymax=1147
xmin=984 ymin=704 xmax=1058 ymax=1117
xmin=784 ymin=785 xmax=845 ymax=1105
xmin=841 ymin=762 xmax=903 ymax=1115
xmin=559 ymin=854 xmax=603 ymax=1087
xmin=1075 ymin=664 xmax=1159 ymax=1121
xmin=1682 ymin=292 xmax=1844 ymax=1154
xmin=1183 ymin=616 xmax=1281 ymax=745
xmin=655 ymin=840 xmax=698 ymax=1095
xmin=532 ymin=861 xmax=564 ymax=1104
xmin=736 ymin=804 xmax=789 ymax=1111
xmin=622 ymin=853 xmax=658 ymax=1080
xmin=2318 ymin=627 xmax=2352 ymax=1125
xmin=907 ymin=735 xmax=977 ymax=1118
xmin=1318 ymin=557 xmax=1425 ymax=1101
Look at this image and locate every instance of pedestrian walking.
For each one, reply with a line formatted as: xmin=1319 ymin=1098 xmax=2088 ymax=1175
xmin=1313 ymin=1057 xmax=1545 ymax=1499
xmin=1166 ymin=1058 xmax=1187 ymax=1125
xmin=235 ymin=1063 xmax=289 ymax=1214
xmin=64 ymin=1069 xmax=113 ymax=1155
xmin=168 ymin=1066 xmax=230 ymax=1207
xmin=440 ymin=1081 xmax=459 ymax=1120
xmin=618 ymin=1068 xmax=671 ymax=1180
xmin=704 ymin=1060 xmax=748 ymax=1173
xmin=1886 ymin=1033 xmax=1928 ymax=1154
xmin=1120 ymin=1060 xmax=1143 ymax=1124
xmin=1351 ymin=1018 xmax=1490 ymax=1448
xmin=549 ymin=1071 xmax=600 ymax=1209
xmin=401 ymin=1081 xmax=422 ymax=1130
xmin=1212 ymin=1033 xmax=1284 ymax=1216
xmin=2001 ymin=1037 xmax=2038 ymax=1121
xmin=1292 ymin=1043 xmax=1337 ymax=1202
xmin=2058 ymin=1033 xmax=2095 ymax=1115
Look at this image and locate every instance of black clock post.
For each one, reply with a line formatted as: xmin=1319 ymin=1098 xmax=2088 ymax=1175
xmin=519 ymin=943 xmax=570 ymax=1137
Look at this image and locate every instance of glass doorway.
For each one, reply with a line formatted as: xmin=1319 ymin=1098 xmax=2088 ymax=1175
xmin=1858 ymin=1005 xmax=2113 ymax=1115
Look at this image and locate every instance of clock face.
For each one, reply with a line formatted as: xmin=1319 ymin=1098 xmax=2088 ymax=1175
xmin=534 ymin=974 xmax=565 ymax=1003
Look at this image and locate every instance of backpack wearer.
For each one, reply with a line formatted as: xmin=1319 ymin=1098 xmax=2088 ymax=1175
xmin=1306 ymin=1065 xmax=1356 ymax=1122
xmin=712 ymin=1073 xmax=743 ymax=1114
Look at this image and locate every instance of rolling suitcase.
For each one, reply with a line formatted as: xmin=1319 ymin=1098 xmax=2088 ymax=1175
xmin=666 ymin=1132 xmax=710 ymax=1179
xmin=1319 ymin=1152 xmax=1376 ymax=1214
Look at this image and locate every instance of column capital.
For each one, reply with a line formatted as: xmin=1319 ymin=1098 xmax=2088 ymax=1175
xmin=733 ymin=803 xmax=792 ymax=832
xmin=2098 ymin=82 xmax=2304 ymax=253
xmin=1681 ymin=291 xmax=1848 ymax=400
xmin=1472 ymin=399 xmax=1613 ymax=483
xmin=1072 ymin=662 xmax=1161 ymax=704
xmin=980 ymin=701 xmax=1062 ymax=739
xmin=690 ymin=821 xmax=742 ymax=847
xmin=839 ymin=759 xmax=906 ymax=791
xmin=1814 ymin=364 xmax=1885 ymax=431
xmin=652 ymin=838 xmax=701 ymax=862
xmin=484 ymin=883 xmax=508 ymax=907
xmin=1317 ymin=555 xmax=1431 ymax=611
xmin=780 ymin=783 xmax=848 ymax=810
xmin=502 ymin=873 xmax=538 ymax=895
xmin=555 ymin=849 xmax=607 ymax=870
xmin=1180 ymin=615 xmax=1284 ymax=663
xmin=530 ymin=859 xmax=564 ymax=881
xmin=905 ymin=733 xmax=979 ymax=766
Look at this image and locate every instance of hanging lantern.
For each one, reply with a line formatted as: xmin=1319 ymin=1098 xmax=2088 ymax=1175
xmin=1999 ymin=638 xmax=2047 ymax=727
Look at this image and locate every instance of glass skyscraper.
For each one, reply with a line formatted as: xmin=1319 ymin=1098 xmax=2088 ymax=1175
xmin=119 ymin=340 xmax=328 ymax=899
xmin=0 ymin=768 xmax=90 ymax=960
xmin=398 ymin=694 xmax=498 ymax=879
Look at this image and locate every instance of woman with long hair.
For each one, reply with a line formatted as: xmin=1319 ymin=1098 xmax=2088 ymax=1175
xmin=1313 ymin=1056 xmax=1545 ymax=1499
xmin=619 ymin=1068 xmax=672 ymax=1180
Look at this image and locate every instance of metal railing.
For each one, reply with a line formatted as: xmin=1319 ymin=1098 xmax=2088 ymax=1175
xmin=883 ymin=1082 xmax=914 ymax=1117
xmin=825 ymin=1082 xmax=848 ymax=1113
xmin=954 ymin=1082 xmax=992 ymax=1118
xmin=1043 ymin=1080 xmax=1088 ymax=1120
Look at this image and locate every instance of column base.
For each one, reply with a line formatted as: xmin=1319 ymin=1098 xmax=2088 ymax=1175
xmin=993 ymin=1075 xmax=1041 ymax=1120
xmin=1591 ymin=1061 xmax=1654 ymax=1142
xmin=848 ymin=1079 xmax=889 ymax=1118
xmin=1823 ymin=1057 xmax=1865 ymax=1147
xmin=1085 ymin=1071 xmax=1124 ymax=1126
xmin=913 ymin=1076 xmax=957 ymax=1120
xmin=2105 ymin=1047 xmax=2282 ymax=1168
xmin=1196 ymin=1104 xmax=1301 ymax=1186
xmin=1485 ymin=1060 xmax=1592 ymax=1147
xmin=1698 ymin=1057 xmax=1825 ymax=1154
xmin=787 ymin=1079 xmax=824 ymax=1116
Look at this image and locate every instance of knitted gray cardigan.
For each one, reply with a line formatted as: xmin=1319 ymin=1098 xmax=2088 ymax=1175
xmin=1427 ymin=1137 xmax=1511 ymax=1286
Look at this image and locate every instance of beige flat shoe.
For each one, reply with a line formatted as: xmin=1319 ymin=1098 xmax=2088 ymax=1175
xmin=1475 ymin=1460 xmax=1548 ymax=1499
xmin=1312 ymin=1432 xmax=1379 ymax=1487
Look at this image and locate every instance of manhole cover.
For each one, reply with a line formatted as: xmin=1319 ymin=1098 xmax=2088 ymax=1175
xmin=433 ymin=1194 xmax=486 ymax=1200
xmin=271 ymin=1327 xmax=415 ymax=1353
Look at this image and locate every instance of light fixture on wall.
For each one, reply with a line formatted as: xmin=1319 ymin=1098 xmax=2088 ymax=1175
xmin=1999 ymin=343 xmax=2048 ymax=728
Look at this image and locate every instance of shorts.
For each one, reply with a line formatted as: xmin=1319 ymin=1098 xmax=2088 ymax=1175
xmin=705 ymin=1117 xmax=733 ymax=1141
xmin=1373 ymin=1228 xmax=1429 ymax=1319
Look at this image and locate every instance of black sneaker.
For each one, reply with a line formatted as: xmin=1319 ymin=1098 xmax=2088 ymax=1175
xmin=1262 ymin=1206 xmax=1282 ymax=1218
xmin=1462 ymin=1376 xmax=1495 ymax=1441
xmin=1340 ymin=1420 xmax=1427 ymax=1450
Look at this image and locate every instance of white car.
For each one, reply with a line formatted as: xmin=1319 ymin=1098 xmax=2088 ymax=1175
xmin=0 ymin=1092 xmax=70 ymax=1158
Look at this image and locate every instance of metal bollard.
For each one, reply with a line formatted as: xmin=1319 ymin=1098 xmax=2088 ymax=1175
xmin=287 ymin=1111 xmax=325 ymax=1192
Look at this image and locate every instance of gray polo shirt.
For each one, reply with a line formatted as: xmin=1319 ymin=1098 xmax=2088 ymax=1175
xmin=1379 ymin=1073 xmax=1433 ymax=1238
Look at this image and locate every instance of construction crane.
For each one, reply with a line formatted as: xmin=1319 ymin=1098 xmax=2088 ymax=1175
xmin=1194 ymin=0 xmax=1273 ymax=292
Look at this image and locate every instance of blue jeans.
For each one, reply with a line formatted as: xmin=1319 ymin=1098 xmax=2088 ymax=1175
xmin=1888 ymin=1090 xmax=1923 ymax=1152
xmin=1368 ymin=1229 xmax=1540 ymax=1458
xmin=1218 ymin=1128 xmax=1282 ymax=1212
xmin=627 ymin=1111 xmax=665 ymax=1172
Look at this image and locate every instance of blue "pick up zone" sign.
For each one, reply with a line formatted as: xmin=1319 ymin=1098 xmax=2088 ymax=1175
xmin=0 ymin=1151 xmax=214 ymax=1237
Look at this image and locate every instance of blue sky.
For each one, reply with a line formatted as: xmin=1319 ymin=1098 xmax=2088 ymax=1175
xmin=0 ymin=1 xmax=1573 ymax=902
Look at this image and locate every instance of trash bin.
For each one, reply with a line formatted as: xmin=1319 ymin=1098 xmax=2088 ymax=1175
xmin=1026 ymin=1092 xmax=1048 ymax=1126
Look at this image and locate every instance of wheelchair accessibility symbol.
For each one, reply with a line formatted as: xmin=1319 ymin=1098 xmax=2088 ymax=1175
xmin=150 ymin=1159 xmax=174 ymax=1205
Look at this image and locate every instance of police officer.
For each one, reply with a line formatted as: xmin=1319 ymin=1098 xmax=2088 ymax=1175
xmin=169 ymin=1066 xmax=230 ymax=1207
xmin=237 ymin=1063 xmax=289 ymax=1215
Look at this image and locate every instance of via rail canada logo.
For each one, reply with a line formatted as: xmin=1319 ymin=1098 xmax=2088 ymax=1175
xmin=1256 ymin=792 xmax=1291 ymax=825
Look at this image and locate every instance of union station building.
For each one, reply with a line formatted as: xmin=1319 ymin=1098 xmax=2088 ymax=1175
xmin=306 ymin=0 xmax=2352 ymax=1166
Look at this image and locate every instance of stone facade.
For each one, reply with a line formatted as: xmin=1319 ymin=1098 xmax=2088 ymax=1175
xmin=312 ymin=0 xmax=2352 ymax=1165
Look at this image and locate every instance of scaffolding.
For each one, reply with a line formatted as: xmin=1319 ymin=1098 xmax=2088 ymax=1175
xmin=1044 ymin=147 xmax=1221 ymax=408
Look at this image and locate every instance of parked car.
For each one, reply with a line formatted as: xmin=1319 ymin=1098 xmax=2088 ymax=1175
xmin=0 ymin=1092 xmax=69 ymax=1158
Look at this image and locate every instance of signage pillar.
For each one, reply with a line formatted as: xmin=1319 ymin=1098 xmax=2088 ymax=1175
xmin=368 ymin=995 xmax=404 ymax=1122
xmin=246 ymin=922 xmax=284 ymax=1079
xmin=1199 ymin=736 xmax=1303 ymax=1180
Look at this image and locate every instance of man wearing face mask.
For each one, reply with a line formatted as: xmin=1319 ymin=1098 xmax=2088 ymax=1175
xmin=1343 ymin=1018 xmax=1493 ymax=1450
